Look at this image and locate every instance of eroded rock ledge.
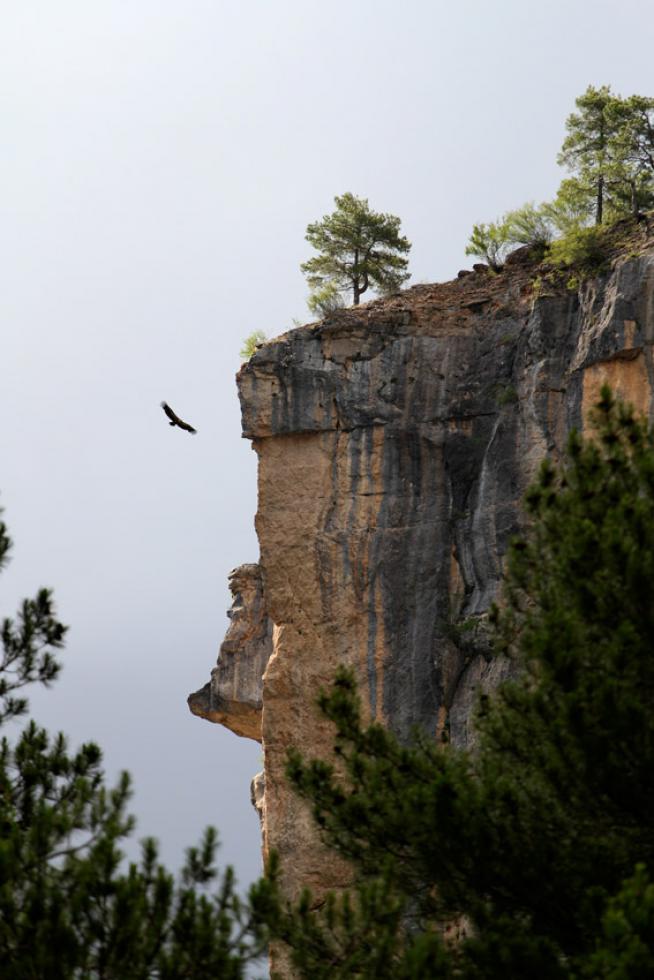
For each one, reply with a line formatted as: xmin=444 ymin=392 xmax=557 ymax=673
xmin=188 ymin=563 xmax=272 ymax=741
xmin=190 ymin=238 xmax=654 ymax=970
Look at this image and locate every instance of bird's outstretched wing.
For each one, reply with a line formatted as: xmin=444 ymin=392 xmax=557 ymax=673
xmin=161 ymin=401 xmax=197 ymax=434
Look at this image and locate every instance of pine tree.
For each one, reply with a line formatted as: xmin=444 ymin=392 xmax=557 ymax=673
xmin=558 ymin=85 xmax=618 ymax=225
xmin=606 ymin=94 xmax=654 ymax=218
xmin=558 ymin=85 xmax=654 ymax=225
xmin=261 ymin=389 xmax=654 ymax=978
xmin=301 ymin=193 xmax=411 ymax=307
xmin=0 ymin=509 xmax=269 ymax=979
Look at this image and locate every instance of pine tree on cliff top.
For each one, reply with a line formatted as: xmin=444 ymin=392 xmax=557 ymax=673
xmin=0 ymin=510 xmax=268 ymax=979
xmin=558 ymin=84 xmax=617 ymax=225
xmin=557 ymin=84 xmax=654 ymax=225
xmin=301 ymin=192 xmax=411 ymax=307
xmin=259 ymin=387 xmax=654 ymax=978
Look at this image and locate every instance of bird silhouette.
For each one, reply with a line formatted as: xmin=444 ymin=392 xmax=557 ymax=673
xmin=161 ymin=401 xmax=197 ymax=434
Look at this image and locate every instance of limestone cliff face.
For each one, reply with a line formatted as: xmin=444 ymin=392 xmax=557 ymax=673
xmin=190 ymin=237 xmax=654 ymax=928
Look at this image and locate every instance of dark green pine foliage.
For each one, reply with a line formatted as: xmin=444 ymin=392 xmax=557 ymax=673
xmin=0 ymin=511 xmax=269 ymax=978
xmin=558 ymin=85 xmax=654 ymax=224
xmin=301 ymin=192 xmax=411 ymax=306
xmin=263 ymin=388 xmax=654 ymax=978
xmin=558 ymin=84 xmax=618 ymax=225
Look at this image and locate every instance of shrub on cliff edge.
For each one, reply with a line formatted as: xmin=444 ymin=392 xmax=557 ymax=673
xmin=240 ymin=330 xmax=267 ymax=361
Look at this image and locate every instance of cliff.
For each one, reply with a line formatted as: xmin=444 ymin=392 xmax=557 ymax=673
xmin=190 ymin=226 xmax=654 ymax=959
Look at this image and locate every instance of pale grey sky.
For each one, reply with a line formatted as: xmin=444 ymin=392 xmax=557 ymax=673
xmin=2 ymin=0 xmax=653 ymax=890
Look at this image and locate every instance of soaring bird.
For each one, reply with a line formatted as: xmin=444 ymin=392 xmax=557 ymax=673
xmin=161 ymin=401 xmax=197 ymax=434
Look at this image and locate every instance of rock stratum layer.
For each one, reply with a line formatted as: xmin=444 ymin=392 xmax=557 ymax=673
xmin=190 ymin=233 xmax=654 ymax=970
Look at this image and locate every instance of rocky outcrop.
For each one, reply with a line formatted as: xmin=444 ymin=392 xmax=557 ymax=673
xmin=188 ymin=564 xmax=272 ymax=740
xmin=190 ymin=232 xmax=654 ymax=969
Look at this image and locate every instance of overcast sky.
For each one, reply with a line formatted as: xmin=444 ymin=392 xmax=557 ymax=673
xmin=2 ymin=0 xmax=653 ymax=892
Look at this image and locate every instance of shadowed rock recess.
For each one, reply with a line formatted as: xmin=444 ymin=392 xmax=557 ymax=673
xmin=189 ymin=239 xmax=654 ymax=955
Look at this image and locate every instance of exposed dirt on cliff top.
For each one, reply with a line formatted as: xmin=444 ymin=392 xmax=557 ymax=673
xmin=312 ymin=258 xmax=534 ymax=338
xmin=301 ymin=215 xmax=654 ymax=340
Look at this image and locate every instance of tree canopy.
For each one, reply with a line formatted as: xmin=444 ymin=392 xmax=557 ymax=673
xmin=0 ymin=511 xmax=269 ymax=979
xmin=301 ymin=192 xmax=411 ymax=307
xmin=557 ymin=85 xmax=654 ymax=224
xmin=558 ymin=84 xmax=617 ymax=225
xmin=260 ymin=389 xmax=654 ymax=978
xmin=466 ymin=85 xmax=654 ymax=269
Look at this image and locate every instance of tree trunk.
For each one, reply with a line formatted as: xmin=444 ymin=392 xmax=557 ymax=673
xmin=352 ymin=248 xmax=360 ymax=305
xmin=596 ymin=174 xmax=604 ymax=225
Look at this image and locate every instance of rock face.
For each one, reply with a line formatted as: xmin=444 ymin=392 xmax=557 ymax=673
xmin=190 ymin=236 xmax=654 ymax=970
xmin=188 ymin=563 xmax=272 ymax=741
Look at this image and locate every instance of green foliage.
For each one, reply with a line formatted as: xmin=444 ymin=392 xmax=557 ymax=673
xmin=558 ymin=85 xmax=654 ymax=224
xmin=541 ymin=177 xmax=595 ymax=235
xmin=240 ymin=330 xmax=267 ymax=361
xmin=465 ymin=203 xmax=552 ymax=270
xmin=558 ymin=84 xmax=617 ymax=225
xmin=260 ymin=390 xmax=654 ymax=977
xmin=495 ymin=383 xmax=518 ymax=406
xmin=464 ymin=219 xmax=509 ymax=270
xmin=466 ymin=86 xmax=654 ymax=274
xmin=0 ymin=501 xmax=65 ymax=730
xmin=0 ymin=510 xmax=269 ymax=978
xmin=607 ymin=95 xmax=654 ymax=217
xmin=0 ymin=593 xmax=65 ymax=727
xmin=583 ymin=865 xmax=654 ymax=978
xmin=257 ymin=866 xmax=429 ymax=980
xmin=503 ymin=202 xmax=553 ymax=248
xmin=301 ymin=192 xmax=411 ymax=306
xmin=547 ymin=224 xmax=606 ymax=271
xmin=307 ymin=281 xmax=345 ymax=318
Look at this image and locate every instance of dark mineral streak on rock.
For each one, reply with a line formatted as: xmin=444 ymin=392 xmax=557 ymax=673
xmin=236 ymin=250 xmax=654 ymax=745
